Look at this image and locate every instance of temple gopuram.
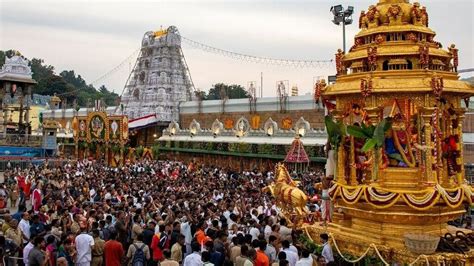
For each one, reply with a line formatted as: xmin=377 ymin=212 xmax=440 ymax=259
xmin=291 ymin=0 xmax=474 ymax=263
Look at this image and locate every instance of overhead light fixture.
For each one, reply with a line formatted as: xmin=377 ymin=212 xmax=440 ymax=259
xmin=330 ymin=5 xmax=343 ymax=16
xmin=330 ymin=4 xmax=355 ymax=53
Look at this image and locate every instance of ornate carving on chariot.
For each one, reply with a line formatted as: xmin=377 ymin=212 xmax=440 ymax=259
xmin=387 ymin=4 xmax=404 ymax=25
xmin=303 ymin=0 xmax=474 ymax=262
xmin=264 ymin=163 xmax=309 ymax=227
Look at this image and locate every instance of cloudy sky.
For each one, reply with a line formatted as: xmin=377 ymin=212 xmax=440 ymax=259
xmin=1 ymin=0 xmax=473 ymax=97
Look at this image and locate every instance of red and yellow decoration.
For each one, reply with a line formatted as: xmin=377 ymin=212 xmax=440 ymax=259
xmin=329 ymin=183 xmax=472 ymax=211
xmin=281 ymin=117 xmax=293 ymax=130
xmin=224 ymin=118 xmax=234 ymax=129
xmin=73 ymin=111 xmax=129 ymax=166
xmin=251 ymin=115 xmax=261 ymax=130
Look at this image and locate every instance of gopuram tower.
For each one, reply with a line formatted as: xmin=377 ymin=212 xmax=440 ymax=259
xmin=121 ymin=26 xmax=194 ymax=121
xmin=309 ymin=0 xmax=474 ymax=263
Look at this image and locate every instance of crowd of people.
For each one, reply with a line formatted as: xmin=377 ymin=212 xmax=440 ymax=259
xmin=0 ymin=159 xmax=334 ymax=266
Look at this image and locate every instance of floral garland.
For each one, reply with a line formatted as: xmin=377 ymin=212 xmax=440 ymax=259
xmin=419 ymin=44 xmax=429 ymax=67
xmin=431 ymin=76 xmax=444 ymax=99
xmin=360 ymin=78 xmax=373 ymax=98
xmin=367 ymin=47 xmax=378 ymax=71
xmin=314 ymin=80 xmax=326 ymax=104
xmin=335 ymin=49 xmax=344 ymax=75
xmin=329 ymin=183 xmax=472 ymax=211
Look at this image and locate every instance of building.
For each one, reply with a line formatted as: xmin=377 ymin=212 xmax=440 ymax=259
xmin=118 ymin=26 xmax=194 ymax=144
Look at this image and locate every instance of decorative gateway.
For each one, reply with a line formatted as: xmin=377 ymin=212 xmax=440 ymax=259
xmin=73 ymin=111 xmax=128 ymax=166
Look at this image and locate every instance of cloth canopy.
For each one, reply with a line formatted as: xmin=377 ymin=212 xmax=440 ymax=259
xmin=284 ymin=137 xmax=310 ymax=163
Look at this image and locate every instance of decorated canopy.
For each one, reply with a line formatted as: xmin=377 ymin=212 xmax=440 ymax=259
xmin=284 ymin=137 xmax=309 ymax=163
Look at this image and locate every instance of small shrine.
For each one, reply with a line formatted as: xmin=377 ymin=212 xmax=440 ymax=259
xmin=284 ymin=137 xmax=310 ymax=173
xmin=0 ymin=51 xmax=37 ymax=141
xmin=73 ymin=108 xmax=129 ymax=166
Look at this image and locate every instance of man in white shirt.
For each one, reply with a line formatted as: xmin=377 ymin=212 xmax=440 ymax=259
xmin=249 ymin=221 xmax=260 ymax=241
xmin=22 ymin=239 xmax=34 ymax=266
xmin=281 ymin=240 xmax=298 ymax=266
xmin=320 ymin=233 xmax=334 ymax=263
xmin=279 ymin=219 xmax=292 ymax=242
xmin=75 ymin=217 xmax=95 ymax=266
xmin=265 ymin=235 xmax=278 ymax=263
xmin=19 ymin=212 xmax=31 ymax=245
xmin=180 ymin=216 xmax=193 ymax=256
xmin=295 ymin=250 xmax=313 ymax=266
xmin=183 ymin=242 xmax=203 ymax=266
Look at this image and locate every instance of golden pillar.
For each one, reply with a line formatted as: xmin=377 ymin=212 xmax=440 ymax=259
xmin=349 ymin=136 xmax=357 ymax=185
xmin=333 ymin=110 xmax=346 ymax=184
xmin=456 ymin=108 xmax=467 ymax=184
xmin=421 ymin=107 xmax=436 ymax=185
xmin=365 ymin=106 xmax=383 ymax=182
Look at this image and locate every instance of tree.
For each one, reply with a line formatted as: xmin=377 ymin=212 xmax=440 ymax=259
xmin=206 ymin=83 xmax=248 ymax=100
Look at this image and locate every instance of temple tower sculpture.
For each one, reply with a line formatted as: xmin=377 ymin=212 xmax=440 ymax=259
xmin=120 ymin=26 xmax=194 ymax=121
xmin=314 ymin=0 xmax=474 ymax=262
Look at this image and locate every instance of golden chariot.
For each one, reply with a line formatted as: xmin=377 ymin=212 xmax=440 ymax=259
xmin=270 ymin=0 xmax=474 ymax=264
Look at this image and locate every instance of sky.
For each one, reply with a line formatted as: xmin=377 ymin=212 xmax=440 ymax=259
xmin=1 ymin=0 xmax=473 ymax=97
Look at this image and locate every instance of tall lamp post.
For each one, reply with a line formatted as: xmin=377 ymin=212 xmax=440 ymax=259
xmin=330 ymin=5 xmax=354 ymax=53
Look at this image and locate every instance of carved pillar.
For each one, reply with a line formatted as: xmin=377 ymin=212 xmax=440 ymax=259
xmin=25 ymin=98 xmax=30 ymax=140
xmin=421 ymin=107 xmax=436 ymax=185
xmin=456 ymin=108 xmax=467 ymax=184
xmin=333 ymin=110 xmax=347 ymax=185
xmin=18 ymin=92 xmax=24 ymax=126
xmin=365 ymin=106 xmax=382 ymax=183
xmin=350 ymin=136 xmax=357 ymax=185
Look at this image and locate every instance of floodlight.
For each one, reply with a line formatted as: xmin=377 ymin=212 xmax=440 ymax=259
xmin=345 ymin=6 xmax=354 ymax=15
xmin=329 ymin=4 xmax=355 ymax=53
xmin=331 ymin=5 xmax=343 ymax=15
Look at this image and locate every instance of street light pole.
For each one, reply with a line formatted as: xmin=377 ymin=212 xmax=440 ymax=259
xmin=330 ymin=5 xmax=354 ymax=53
xmin=342 ymin=18 xmax=346 ymax=53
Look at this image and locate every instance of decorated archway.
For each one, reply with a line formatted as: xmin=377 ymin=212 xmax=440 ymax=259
xmin=73 ymin=112 xmax=129 ymax=166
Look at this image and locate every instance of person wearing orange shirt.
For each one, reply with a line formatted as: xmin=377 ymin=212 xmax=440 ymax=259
xmin=195 ymin=222 xmax=210 ymax=246
xmin=255 ymin=240 xmax=270 ymax=266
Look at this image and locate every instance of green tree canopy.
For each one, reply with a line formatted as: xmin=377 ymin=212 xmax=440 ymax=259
xmin=206 ymin=83 xmax=249 ymax=100
xmin=0 ymin=49 xmax=119 ymax=107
